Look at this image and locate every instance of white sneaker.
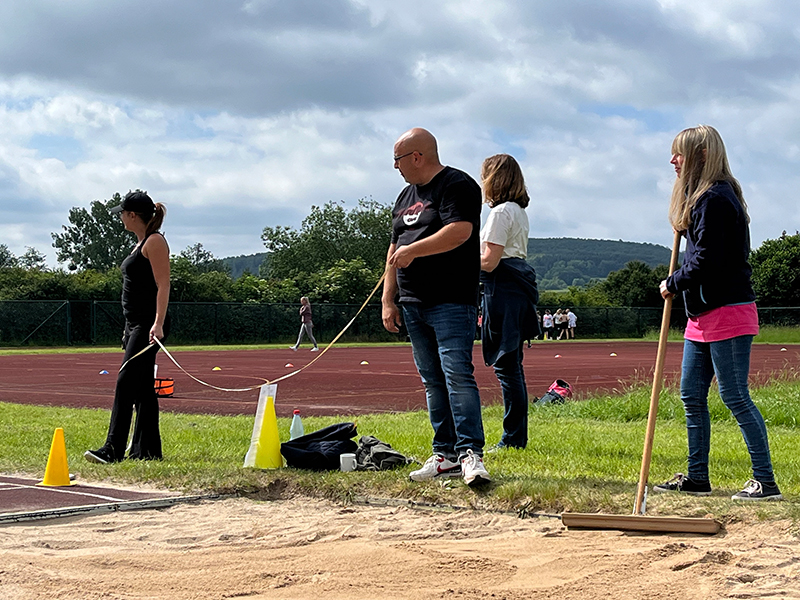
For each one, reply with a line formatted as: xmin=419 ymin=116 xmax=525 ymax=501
xmin=310 ymin=347 xmax=319 ymax=352
xmin=409 ymin=454 xmax=462 ymax=481
xmin=289 ymin=346 xmax=297 ymax=351
xmin=461 ymin=449 xmax=491 ymax=487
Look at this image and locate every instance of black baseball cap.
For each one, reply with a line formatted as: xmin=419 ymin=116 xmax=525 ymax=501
xmin=110 ymin=191 xmax=155 ymax=217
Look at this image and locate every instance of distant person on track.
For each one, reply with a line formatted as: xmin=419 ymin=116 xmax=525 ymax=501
xmin=85 ymin=191 xmax=170 ymax=464
xmin=567 ymin=308 xmax=577 ymax=339
xmin=555 ymin=308 xmax=568 ymax=340
xmin=478 ymin=153 xmax=540 ymax=450
xmin=542 ymin=309 xmax=554 ymax=340
xmin=290 ymin=296 xmax=319 ymax=352
xmin=654 ymin=125 xmax=781 ymax=501
xmin=382 ymin=127 xmax=490 ymax=487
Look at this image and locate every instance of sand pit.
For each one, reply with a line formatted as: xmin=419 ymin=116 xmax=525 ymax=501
xmin=2 ymin=496 xmax=799 ymax=599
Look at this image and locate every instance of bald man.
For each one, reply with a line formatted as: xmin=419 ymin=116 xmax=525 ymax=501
xmin=382 ymin=128 xmax=490 ymax=487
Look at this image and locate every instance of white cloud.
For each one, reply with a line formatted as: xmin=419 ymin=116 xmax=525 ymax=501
xmin=1 ymin=0 xmax=799 ymax=267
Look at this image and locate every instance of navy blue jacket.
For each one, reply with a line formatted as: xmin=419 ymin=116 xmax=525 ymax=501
xmin=665 ymin=181 xmax=755 ymax=317
xmin=480 ymin=258 xmax=540 ymax=366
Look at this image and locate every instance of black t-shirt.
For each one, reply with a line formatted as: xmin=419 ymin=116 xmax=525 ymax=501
xmin=391 ymin=166 xmax=481 ymax=306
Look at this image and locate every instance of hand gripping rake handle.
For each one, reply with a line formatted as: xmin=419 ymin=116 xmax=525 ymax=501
xmin=633 ymin=230 xmax=681 ymax=515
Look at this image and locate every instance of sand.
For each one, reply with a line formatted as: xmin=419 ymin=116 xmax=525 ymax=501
xmin=2 ymin=496 xmax=800 ymax=600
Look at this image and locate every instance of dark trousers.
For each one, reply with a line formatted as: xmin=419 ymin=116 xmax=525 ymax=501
xmin=493 ymin=343 xmax=528 ymax=449
xmin=104 ymin=323 xmax=163 ymax=460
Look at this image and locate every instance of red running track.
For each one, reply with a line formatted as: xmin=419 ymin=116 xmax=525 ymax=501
xmin=0 ymin=342 xmax=797 ymax=418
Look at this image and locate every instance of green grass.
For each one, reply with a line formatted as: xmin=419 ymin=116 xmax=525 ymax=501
xmin=640 ymin=325 xmax=800 ymax=344
xmin=3 ymin=326 xmax=797 ymax=356
xmin=755 ymin=325 xmax=800 ymax=345
xmin=3 ymin=375 xmax=800 ymax=524
xmin=0 ymin=341 xmax=411 ymax=356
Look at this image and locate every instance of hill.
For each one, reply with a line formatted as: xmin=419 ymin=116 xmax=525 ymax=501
xmin=220 ymin=238 xmax=671 ymax=290
xmin=222 ymin=253 xmax=268 ymax=279
xmin=527 ymin=238 xmax=670 ymax=290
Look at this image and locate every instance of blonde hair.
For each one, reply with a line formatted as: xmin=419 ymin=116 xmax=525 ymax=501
xmin=668 ymin=125 xmax=747 ymax=231
xmin=480 ymin=154 xmax=529 ymax=208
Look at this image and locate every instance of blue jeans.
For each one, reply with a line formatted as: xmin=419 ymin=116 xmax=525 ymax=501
xmin=402 ymin=303 xmax=485 ymax=460
xmin=681 ymin=336 xmax=775 ymax=483
xmin=493 ymin=343 xmax=528 ymax=448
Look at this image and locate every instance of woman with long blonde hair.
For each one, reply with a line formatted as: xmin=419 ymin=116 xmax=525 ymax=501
xmin=654 ymin=126 xmax=780 ymax=501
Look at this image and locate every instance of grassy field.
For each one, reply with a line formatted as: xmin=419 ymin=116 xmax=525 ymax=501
xmin=3 ymin=371 xmax=800 ymax=523
xmin=640 ymin=324 xmax=800 ymax=344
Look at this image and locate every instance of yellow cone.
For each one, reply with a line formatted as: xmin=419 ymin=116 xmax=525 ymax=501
xmin=244 ymin=384 xmax=283 ymax=469
xmin=38 ymin=428 xmax=76 ymax=487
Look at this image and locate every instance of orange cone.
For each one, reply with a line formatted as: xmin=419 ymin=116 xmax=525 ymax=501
xmin=38 ymin=428 xmax=77 ymax=487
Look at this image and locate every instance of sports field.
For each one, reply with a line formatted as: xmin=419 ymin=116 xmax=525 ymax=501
xmin=1 ymin=340 xmax=797 ymax=416
xmin=3 ymin=341 xmax=800 ymax=599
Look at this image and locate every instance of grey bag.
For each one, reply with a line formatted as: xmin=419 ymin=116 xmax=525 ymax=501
xmin=355 ymin=436 xmax=412 ymax=471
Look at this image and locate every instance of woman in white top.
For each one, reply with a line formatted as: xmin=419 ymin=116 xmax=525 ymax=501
xmin=479 ymin=154 xmax=540 ymax=449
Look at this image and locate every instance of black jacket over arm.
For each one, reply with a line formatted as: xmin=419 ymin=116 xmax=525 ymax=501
xmin=480 ymin=257 xmax=540 ymax=366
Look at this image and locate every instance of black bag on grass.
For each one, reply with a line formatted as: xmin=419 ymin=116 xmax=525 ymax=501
xmin=280 ymin=422 xmax=358 ymax=471
xmin=355 ymin=436 xmax=412 ymax=471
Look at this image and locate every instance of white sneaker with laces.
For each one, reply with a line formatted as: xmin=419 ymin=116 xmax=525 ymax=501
xmin=461 ymin=449 xmax=491 ymax=487
xmin=310 ymin=347 xmax=320 ymax=352
xmin=409 ymin=454 xmax=462 ymax=481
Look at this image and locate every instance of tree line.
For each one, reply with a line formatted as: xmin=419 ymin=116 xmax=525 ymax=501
xmin=1 ymin=194 xmax=798 ymax=308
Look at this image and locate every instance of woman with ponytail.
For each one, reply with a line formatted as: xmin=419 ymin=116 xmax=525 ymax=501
xmin=654 ymin=126 xmax=781 ymax=501
xmin=85 ymin=191 xmax=170 ymax=463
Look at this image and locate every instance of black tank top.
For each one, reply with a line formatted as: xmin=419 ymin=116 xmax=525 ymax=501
xmin=121 ymin=233 xmax=161 ymax=326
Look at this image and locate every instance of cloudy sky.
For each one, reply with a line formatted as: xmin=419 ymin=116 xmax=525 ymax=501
xmin=1 ymin=0 xmax=799 ymax=266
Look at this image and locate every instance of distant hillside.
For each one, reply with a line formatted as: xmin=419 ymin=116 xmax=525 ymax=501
xmin=527 ymin=238 xmax=671 ymax=290
xmin=222 ymin=252 xmax=268 ymax=279
xmin=221 ymin=238 xmax=671 ymax=290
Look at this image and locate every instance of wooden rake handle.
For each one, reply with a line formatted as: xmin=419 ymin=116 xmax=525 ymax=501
xmin=633 ymin=230 xmax=682 ymax=515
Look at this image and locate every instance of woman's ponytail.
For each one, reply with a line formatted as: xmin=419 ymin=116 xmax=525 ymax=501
xmin=145 ymin=203 xmax=166 ymax=237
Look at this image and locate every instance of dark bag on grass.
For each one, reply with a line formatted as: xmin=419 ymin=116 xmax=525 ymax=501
xmin=355 ymin=436 xmax=412 ymax=471
xmin=537 ymin=379 xmax=573 ymax=405
xmin=280 ymin=422 xmax=358 ymax=471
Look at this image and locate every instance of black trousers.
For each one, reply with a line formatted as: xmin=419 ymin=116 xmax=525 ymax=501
xmin=104 ymin=322 xmax=165 ymax=460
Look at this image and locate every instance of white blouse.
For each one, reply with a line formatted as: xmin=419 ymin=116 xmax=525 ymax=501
xmin=480 ymin=201 xmax=529 ymax=260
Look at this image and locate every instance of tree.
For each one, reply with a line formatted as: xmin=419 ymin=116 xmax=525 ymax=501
xmin=179 ymin=243 xmax=229 ymax=274
xmin=18 ymin=247 xmax=47 ymax=270
xmin=261 ymin=198 xmax=391 ymax=279
xmin=0 ymin=244 xmax=17 ymax=268
xmin=311 ymin=258 xmax=382 ymax=304
xmin=598 ymin=260 xmax=665 ymax=307
xmin=51 ymin=193 xmax=136 ymax=271
xmin=750 ymin=232 xmax=800 ymax=306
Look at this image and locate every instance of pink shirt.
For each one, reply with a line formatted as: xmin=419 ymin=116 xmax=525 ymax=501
xmin=684 ymin=302 xmax=759 ymax=343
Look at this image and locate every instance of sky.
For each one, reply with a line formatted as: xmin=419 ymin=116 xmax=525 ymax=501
xmin=1 ymin=0 xmax=799 ymax=267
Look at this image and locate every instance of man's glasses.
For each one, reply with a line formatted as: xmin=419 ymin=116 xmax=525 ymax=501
xmin=393 ymin=151 xmax=418 ymax=162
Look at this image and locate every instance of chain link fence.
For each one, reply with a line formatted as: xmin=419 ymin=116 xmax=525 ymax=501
xmin=0 ymin=300 xmax=394 ymax=346
xmin=1 ymin=300 xmax=799 ymax=347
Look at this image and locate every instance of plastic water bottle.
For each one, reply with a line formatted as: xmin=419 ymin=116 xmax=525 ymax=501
xmin=290 ymin=410 xmax=304 ymax=440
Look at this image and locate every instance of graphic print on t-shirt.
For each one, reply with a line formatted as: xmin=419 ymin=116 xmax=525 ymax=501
xmin=401 ymin=200 xmax=430 ymax=226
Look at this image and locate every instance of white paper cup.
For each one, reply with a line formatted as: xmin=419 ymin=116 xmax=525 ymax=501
xmin=339 ymin=453 xmax=357 ymax=472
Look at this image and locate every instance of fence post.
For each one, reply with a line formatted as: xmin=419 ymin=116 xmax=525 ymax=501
xmin=91 ymin=301 xmax=96 ymax=345
xmin=214 ymin=303 xmax=219 ymax=345
xmin=66 ymin=301 xmax=72 ymax=346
